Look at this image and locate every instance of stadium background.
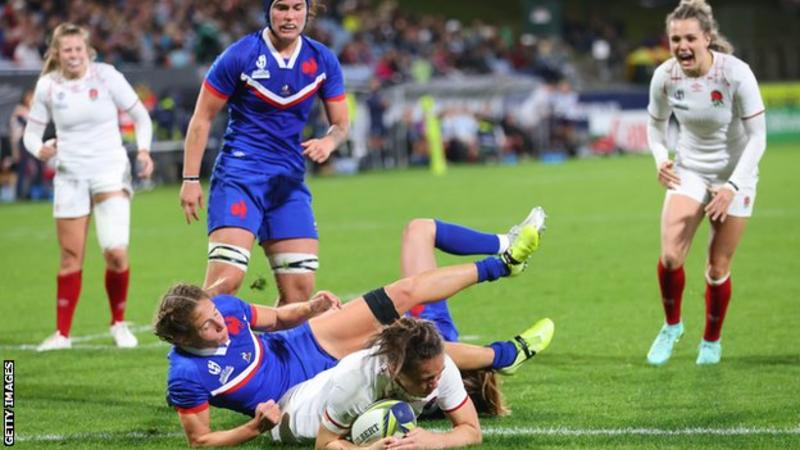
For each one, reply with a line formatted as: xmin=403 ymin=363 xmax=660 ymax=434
xmin=0 ymin=0 xmax=798 ymax=448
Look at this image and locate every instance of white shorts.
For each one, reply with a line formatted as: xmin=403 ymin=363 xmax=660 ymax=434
xmin=53 ymin=162 xmax=132 ymax=218
xmin=667 ymin=165 xmax=756 ymax=218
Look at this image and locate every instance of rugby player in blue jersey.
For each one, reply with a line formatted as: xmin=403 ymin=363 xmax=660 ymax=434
xmin=154 ymin=222 xmax=551 ymax=447
xmin=179 ymin=0 xmax=348 ymax=305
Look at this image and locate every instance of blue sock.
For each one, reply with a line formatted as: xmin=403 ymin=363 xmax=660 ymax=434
xmin=435 ymin=220 xmax=500 ymax=255
xmin=488 ymin=341 xmax=517 ymax=369
xmin=475 ymin=257 xmax=509 ymax=282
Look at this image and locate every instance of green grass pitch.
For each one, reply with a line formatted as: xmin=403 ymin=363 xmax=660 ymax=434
xmin=1 ymin=143 xmax=798 ymax=449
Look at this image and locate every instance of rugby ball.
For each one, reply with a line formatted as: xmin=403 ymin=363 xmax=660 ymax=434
xmin=350 ymin=400 xmax=417 ymax=445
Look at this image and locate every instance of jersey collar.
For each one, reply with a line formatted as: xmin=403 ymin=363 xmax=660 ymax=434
xmin=262 ymin=28 xmax=303 ymax=70
xmin=178 ymin=339 xmax=232 ymax=356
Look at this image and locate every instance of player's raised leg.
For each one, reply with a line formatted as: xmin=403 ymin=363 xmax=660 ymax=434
xmin=311 ymin=223 xmax=542 ymax=359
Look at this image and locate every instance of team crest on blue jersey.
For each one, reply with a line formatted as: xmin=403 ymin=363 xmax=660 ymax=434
xmin=225 ymin=315 xmax=245 ymax=334
xmin=252 ymin=54 xmax=271 ymax=79
xmin=208 ymin=361 xmax=222 ymax=375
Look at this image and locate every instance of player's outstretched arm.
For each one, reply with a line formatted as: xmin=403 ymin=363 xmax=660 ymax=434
xmin=177 ymin=401 xmax=280 ymax=447
xmin=386 ymin=399 xmax=481 ymax=450
xmin=251 ymin=291 xmax=342 ymax=332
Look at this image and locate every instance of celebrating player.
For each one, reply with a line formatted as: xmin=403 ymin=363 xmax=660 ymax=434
xmin=154 ymin=223 xmax=552 ymax=447
xmin=179 ymin=0 xmax=348 ymax=305
xmin=23 ymin=23 xmax=154 ymax=351
xmin=645 ymin=0 xmax=766 ymax=365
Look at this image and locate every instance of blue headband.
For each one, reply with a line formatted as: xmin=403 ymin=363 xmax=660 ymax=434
xmin=264 ymin=0 xmax=311 ymax=30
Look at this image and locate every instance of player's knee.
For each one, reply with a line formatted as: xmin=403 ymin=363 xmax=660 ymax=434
xmin=59 ymin=247 xmax=82 ymax=272
xmin=660 ymin=252 xmax=685 ymax=270
xmin=103 ymin=248 xmax=128 ymax=271
xmin=276 ymin=279 xmax=315 ymax=305
xmin=95 ymin=196 xmax=130 ymax=251
xmin=205 ymin=272 xmax=244 ymax=296
xmin=402 ymin=219 xmax=435 ymax=244
xmin=706 ymin=261 xmax=731 ymax=282
xmin=384 ymin=278 xmax=415 ymax=311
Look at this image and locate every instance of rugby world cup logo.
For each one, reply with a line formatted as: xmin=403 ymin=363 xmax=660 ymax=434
xmin=711 ymin=90 xmax=723 ymax=107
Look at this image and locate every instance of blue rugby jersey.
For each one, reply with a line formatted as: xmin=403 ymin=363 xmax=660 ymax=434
xmin=165 ymin=295 xmax=336 ymax=416
xmin=204 ymin=30 xmax=346 ymax=174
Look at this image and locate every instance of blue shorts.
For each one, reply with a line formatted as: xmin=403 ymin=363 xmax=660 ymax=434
xmin=207 ymin=152 xmax=318 ymax=242
xmin=261 ymin=322 xmax=338 ymax=394
xmin=407 ymin=300 xmax=460 ymax=342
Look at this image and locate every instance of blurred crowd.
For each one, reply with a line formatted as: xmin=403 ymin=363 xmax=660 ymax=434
xmin=1 ymin=0 xmax=646 ymax=200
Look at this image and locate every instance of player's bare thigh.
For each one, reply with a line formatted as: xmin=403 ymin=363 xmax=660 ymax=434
xmin=707 ymin=216 xmax=748 ymax=279
xmin=261 ymin=238 xmax=318 ymax=305
xmin=660 ymin=193 xmax=705 ymax=269
xmin=205 ymin=227 xmax=257 ymax=295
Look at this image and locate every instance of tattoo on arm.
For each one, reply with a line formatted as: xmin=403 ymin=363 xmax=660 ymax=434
xmin=326 ymin=125 xmax=347 ymax=149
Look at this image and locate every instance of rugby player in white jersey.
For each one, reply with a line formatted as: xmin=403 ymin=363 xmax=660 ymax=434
xmin=23 ymin=23 xmax=154 ymax=351
xmin=271 ymin=318 xmax=481 ymax=449
xmin=645 ymin=0 xmax=766 ymax=366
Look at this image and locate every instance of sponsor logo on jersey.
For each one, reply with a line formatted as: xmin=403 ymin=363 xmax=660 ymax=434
xmin=241 ymin=352 xmax=252 ymax=363
xmin=219 ymin=366 xmax=234 ymax=385
xmin=301 ymin=57 xmax=318 ymax=76
xmin=744 ymin=196 xmax=751 ymax=208
xmin=230 ymin=200 xmax=247 ymax=219
xmin=251 ymin=54 xmax=271 ymax=79
xmin=673 ymin=89 xmax=684 ymax=100
xmin=711 ymin=90 xmax=724 ymax=107
xmin=691 ymin=82 xmax=703 ymax=92
xmin=281 ymin=84 xmax=291 ymax=95
xmin=88 ymin=88 xmax=98 ymax=101
xmin=208 ymin=361 xmax=222 ymax=375
xmin=225 ymin=315 xmax=244 ymax=335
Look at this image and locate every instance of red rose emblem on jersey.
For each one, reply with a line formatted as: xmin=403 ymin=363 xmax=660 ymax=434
xmin=711 ymin=90 xmax=723 ymax=107
xmin=301 ymin=58 xmax=318 ymax=76
xmin=89 ymin=88 xmax=98 ymax=101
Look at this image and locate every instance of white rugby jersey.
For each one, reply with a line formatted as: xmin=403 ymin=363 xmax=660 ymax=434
xmin=648 ymin=51 xmax=765 ymax=183
xmin=272 ymin=348 xmax=469 ymax=442
xmin=27 ymin=62 xmax=141 ymax=175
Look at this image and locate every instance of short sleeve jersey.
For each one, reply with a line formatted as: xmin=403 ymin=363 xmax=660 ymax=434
xmin=204 ymin=30 xmax=346 ymax=174
xmin=647 ymin=51 xmax=765 ymax=177
xmin=27 ymin=62 xmax=140 ymax=175
xmin=320 ymin=349 xmax=468 ymax=436
xmin=165 ymin=295 xmax=335 ymax=416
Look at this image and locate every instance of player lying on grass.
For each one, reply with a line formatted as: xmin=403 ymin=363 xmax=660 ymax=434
xmin=269 ymin=316 xmax=552 ymax=449
xmin=154 ymin=219 xmax=545 ymax=447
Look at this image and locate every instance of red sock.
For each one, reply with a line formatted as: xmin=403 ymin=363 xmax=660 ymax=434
xmin=56 ymin=271 xmax=82 ymax=337
xmin=704 ymin=276 xmax=732 ymax=342
xmin=657 ymin=260 xmax=685 ymax=325
xmin=105 ymin=268 xmax=130 ymax=324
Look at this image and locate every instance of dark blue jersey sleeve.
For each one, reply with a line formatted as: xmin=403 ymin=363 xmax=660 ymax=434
xmin=204 ymin=39 xmax=248 ymax=98
xmin=166 ymin=362 xmax=210 ymax=412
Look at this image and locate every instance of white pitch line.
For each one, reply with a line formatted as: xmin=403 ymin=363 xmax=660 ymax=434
xmin=15 ymin=426 xmax=800 ymax=443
